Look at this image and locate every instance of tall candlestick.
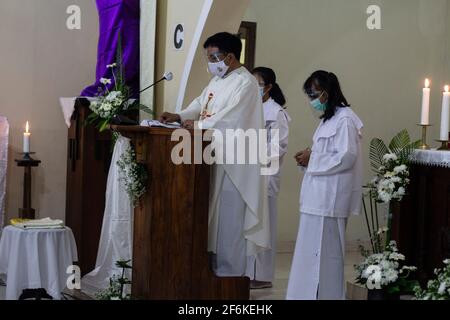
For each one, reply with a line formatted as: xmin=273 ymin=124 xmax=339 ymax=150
xmin=421 ymin=79 xmax=431 ymax=125
xmin=23 ymin=121 xmax=30 ymax=153
xmin=440 ymin=86 xmax=450 ymax=141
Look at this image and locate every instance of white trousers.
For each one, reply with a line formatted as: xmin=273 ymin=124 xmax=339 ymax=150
xmin=213 ymin=174 xmax=247 ymax=277
xmin=286 ymin=213 xmax=347 ymax=300
xmin=245 ymin=196 xmax=278 ymax=282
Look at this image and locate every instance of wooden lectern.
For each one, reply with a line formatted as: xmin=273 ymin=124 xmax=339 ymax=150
xmin=114 ymin=126 xmax=250 ymax=300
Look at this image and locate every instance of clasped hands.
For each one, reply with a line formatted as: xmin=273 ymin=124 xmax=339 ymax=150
xmin=295 ymin=148 xmax=312 ymax=167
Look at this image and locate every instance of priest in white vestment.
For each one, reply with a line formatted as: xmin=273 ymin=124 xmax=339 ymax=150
xmin=161 ymin=32 xmax=270 ymax=277
xmin=287 ymin=71 xmax=363 ymax=300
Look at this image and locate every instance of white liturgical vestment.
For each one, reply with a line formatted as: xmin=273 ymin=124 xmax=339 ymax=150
xmin=180 ymin=67 xmax=270 ymax=258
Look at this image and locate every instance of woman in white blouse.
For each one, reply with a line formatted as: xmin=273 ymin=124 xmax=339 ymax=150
xmin=247 ymin=67 xmax=291 ymax=289
xmin=287 ymin=71 xmax=363 ymax=300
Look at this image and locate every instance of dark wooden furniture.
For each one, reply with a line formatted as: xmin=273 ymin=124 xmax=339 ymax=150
xmin=65 ymin=98 xmax=112 ymax=276
xmin=114 ymin=125 xmax=250 ymax=300
xmin=15 ymin=155 xmax=41 ymax=219
xmin=392 ymin=164 xmax=450 ymax=285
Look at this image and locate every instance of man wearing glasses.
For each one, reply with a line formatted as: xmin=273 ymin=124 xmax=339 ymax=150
xmin=160 ymin=32 xmax=270 ymax=278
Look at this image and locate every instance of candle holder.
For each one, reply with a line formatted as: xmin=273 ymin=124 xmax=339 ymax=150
xmin=15 ymin=152 xmax=41 ymax=219
xmin=436 ymin=140 xmax=450 ymax=151
xmin=417 ymin=124 xmax=432 ymax=150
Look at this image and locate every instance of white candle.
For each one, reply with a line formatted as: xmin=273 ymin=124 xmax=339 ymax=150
xmin=440 ymin=86 xmax=450 ymax=141
xmin=421 ymin=79 xmax=431 ymax=125
xmin=23 ymin=121 xmax=30 ymax=153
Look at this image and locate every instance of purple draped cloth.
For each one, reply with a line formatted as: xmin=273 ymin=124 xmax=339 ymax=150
xmin=81 ymin=0 xmax=140 ymax=98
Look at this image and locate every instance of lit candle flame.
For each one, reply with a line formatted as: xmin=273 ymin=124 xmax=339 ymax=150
xmin=25 ymin=121 xmax=29 ymax=134
xmin=425 ymin=79 xmax=430 ymax=88
xmin=445 ymin=85 xmax=449 ymax=93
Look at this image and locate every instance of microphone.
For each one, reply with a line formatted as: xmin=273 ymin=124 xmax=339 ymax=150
xmin=140 ymin=72 xmax=173 ymax=94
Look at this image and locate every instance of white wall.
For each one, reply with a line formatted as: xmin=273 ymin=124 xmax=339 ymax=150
xmin=243 ymin=0 xmax=450 ymax=245
xmin=0 ymin=0 xmax=99 ymax=223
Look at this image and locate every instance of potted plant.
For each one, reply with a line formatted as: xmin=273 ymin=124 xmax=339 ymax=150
xmin=355 ymin=241 xmax=417 ymax=300
xmin=96 ymin=260 xmax=132 ymax=300
xmin=415 ymin=259 xmax=450 ymax=300
xmin=352 ymin=129 xmax=420 ymax=300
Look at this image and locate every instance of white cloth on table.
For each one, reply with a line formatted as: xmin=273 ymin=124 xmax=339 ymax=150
xmin=286 ymin=213 xmax=347 ymax=300
xmin=0 ymin=225 xmax=78 ymax=300
xmin=410 ymin=149 xmax=450 ymax=168
xmin=82 ymin=136 xmax=133 ymax=294
xmin=0 ymin=116 xmax=8 ymax=230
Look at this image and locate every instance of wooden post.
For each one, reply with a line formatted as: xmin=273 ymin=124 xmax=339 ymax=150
xmin=15 ymin=154 xmax=41 ymax=219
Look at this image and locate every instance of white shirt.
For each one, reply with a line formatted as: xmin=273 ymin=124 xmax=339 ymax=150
xmin=263 ymin=98 xmax=291 ymax=197
xmin=299 ymin=107 xmax=364 ymax=218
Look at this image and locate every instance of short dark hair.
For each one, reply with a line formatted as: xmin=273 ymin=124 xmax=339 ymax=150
xmin=203 ymin=32 xmax=242 ymax=60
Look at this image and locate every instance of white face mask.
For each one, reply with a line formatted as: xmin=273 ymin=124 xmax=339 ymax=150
xmin=208 ymin=59 xmax=229 ymax=78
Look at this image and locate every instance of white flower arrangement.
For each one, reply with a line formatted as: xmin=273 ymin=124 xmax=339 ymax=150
xmin=87 ymin=60 xmax=133 ymax=132
xmin=415 ymin=259 xmax=450 ymax=300
xmin=370 ymin=152 xmax=410 ymax=203
xmin=368 ymin=129 xmax=420 ymax=204
xmin=87 ymin=36 xmax=152 ymax=132
xmin=355 ymin=241 xmax=417 ymax=294
xmin=117 ymin=144 xmax=147 ymax=207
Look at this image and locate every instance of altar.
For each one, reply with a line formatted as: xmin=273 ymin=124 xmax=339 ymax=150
xmin=392 ymin=149 xmax=450 ymax=285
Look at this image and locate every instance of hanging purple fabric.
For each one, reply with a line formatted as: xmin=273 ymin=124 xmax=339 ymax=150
xmin=81 ymin=0 xmax=140 ymax=98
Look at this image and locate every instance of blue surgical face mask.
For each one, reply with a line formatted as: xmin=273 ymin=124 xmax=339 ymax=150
xmin=259 ymin=86 xmax=266 ymax=98
xmin=309 ymin=92 xmax=328 ymax=112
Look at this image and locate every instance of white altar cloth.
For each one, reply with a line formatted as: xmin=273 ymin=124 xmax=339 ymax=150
xmin=410 ymin=149 xmax=450 ymax=168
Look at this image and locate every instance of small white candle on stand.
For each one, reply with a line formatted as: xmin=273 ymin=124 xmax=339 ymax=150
xmin=421 ymin=78 xmax=431 ymax=125
xmin=440 ymin=85 xmax=450 ymax=141
xmin=23 ymin=121 xmax=30 ymax=153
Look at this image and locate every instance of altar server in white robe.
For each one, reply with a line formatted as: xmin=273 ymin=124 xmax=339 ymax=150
xmin=246 ymin=67 xmax=290 ymax=289
xmin=160 ymin=32 xmax=270 ymax=277
xmin=287 ymin=71 xmax=363 ymax=300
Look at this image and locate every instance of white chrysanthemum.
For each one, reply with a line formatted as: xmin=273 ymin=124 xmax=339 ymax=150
xmin=385 ymin=269 xmax=399 ymax=283
xmin=383 ymin=153 xmax=398 ymax=163
xmin=379 ymin=191 xmax=392 ymax=203
xmin=384 ymin=172 xmax=396 ymax=178
xmin=389 ymin=252 xmax=405 ymax=261
xmin=394 ymin=165 xmax=407 ymax=174
xmin=438 ymin=282 xmax=447 ymax=295
xmin=443 ymin=259 xmax=450 ymax=265
xmin=106 ymin=91 xmax=122 ymax=102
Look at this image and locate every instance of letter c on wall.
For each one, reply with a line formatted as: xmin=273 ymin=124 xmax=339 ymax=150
xmin=174 ymin=24 xmax=185 ymax=50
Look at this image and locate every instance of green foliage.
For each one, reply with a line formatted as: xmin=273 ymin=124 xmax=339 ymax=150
xmin=95 ymin=259 xmax=132 ymax=300
xmin=369 ymin=129 xmax=420 ymax=173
